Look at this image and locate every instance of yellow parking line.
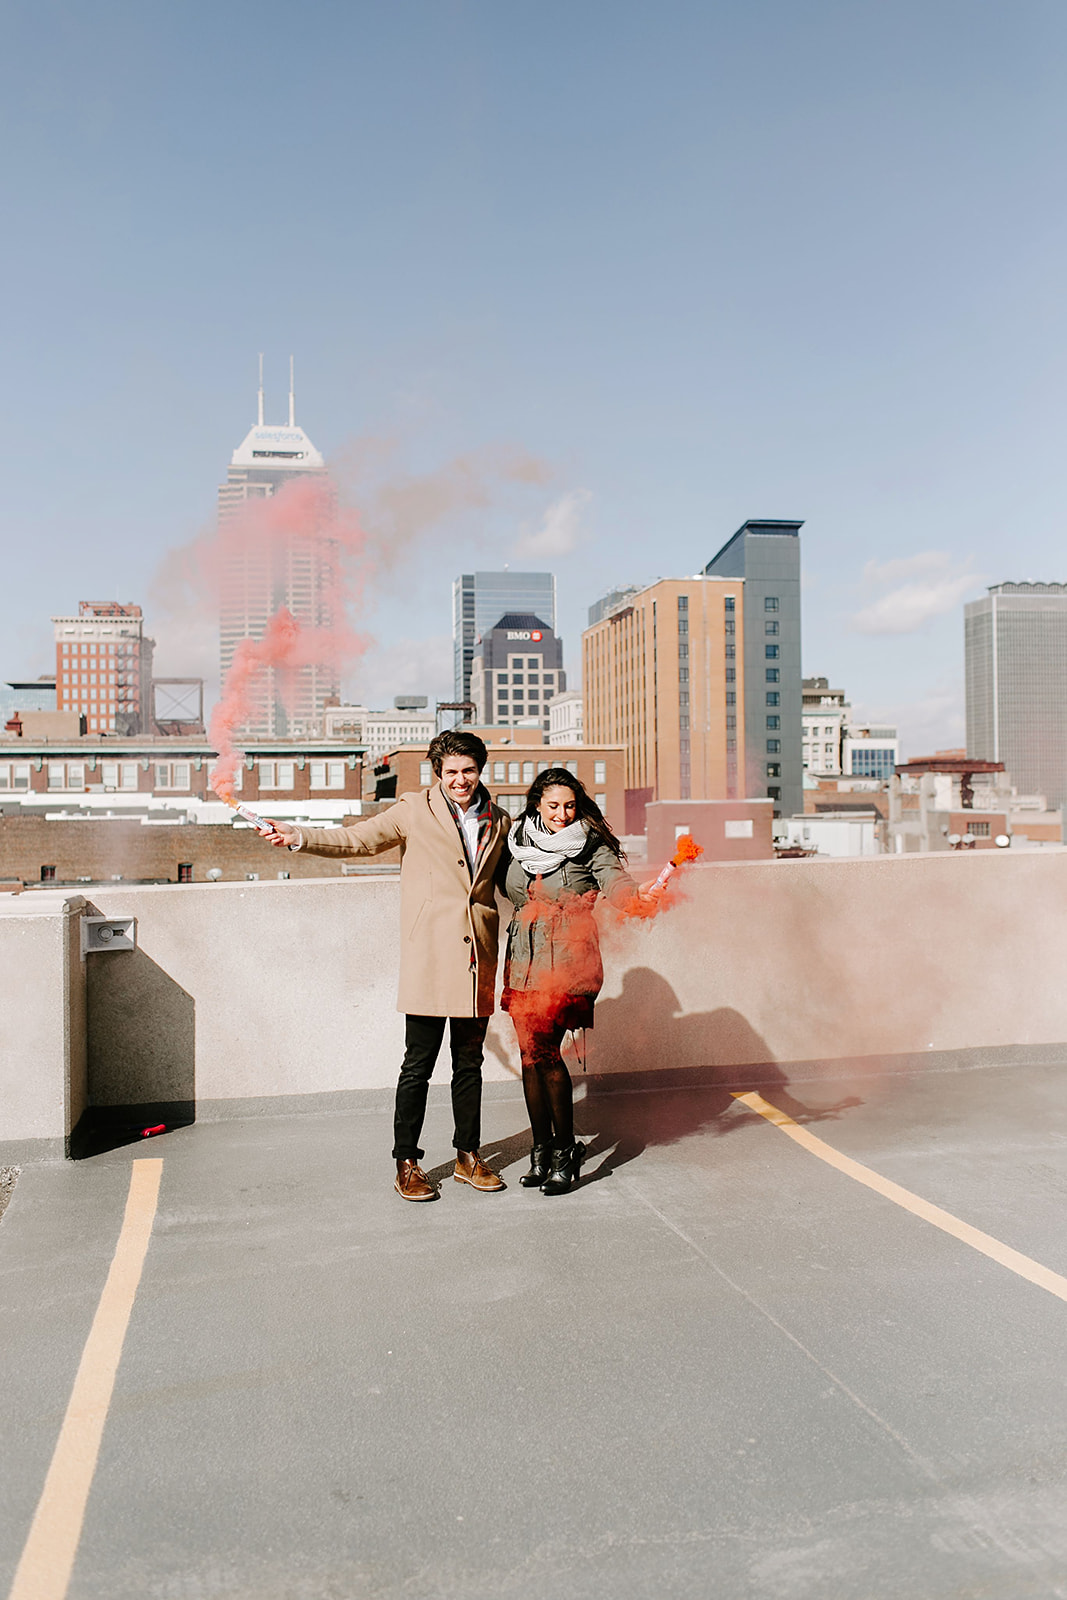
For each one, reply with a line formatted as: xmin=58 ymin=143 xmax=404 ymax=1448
xmin=8 ymin=1159 xmax=163 ymax=1600
xmin=733 ymin=1092 xmax=1067 ymax=1305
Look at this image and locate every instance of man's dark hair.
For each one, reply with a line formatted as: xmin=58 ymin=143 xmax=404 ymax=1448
xmin=427 ymin=729 xmax=488 ymax=777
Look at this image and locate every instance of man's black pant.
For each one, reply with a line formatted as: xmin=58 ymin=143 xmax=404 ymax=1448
xmin=392 ymin=1014 xmax=489 ymax=1161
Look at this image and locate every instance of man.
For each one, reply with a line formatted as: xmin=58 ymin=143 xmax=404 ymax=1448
xmin=263 ymin=730 xmax=511 ymax=1202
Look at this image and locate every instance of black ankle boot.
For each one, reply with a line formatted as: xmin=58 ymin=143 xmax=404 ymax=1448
xmin=519 ymin=1144 xmax=552 ymax=1187
xmin=541 ymin=1141 xmax=586 ymax=1196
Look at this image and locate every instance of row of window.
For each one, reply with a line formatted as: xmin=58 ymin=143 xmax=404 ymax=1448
xmin=14 ymin=759 xmax=355 ymax=794
xmin=58 ymin=642 xmax=137 ymax=656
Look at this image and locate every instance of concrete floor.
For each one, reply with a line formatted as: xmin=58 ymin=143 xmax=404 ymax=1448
xmin=2 ymin=1056 xmax=1067 ymax=1600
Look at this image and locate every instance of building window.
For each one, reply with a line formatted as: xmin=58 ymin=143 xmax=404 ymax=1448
xmin=765 ymin=597 xmax=779 ymax=612
xmin=725 ymin=692 xmax=736 ymax=706
xmin=768 ymin=786 xmax=781 ymax=802
xmin=767 ymin=763 xmax=781 ymax=777
xmin=724 ymin=619 xmax=735 ymax=635
xmin=508 ymin=761 xmax=520 ymax=783
xmin=260 ymin=761 xmax=295 ymax=790
xmin=177 ymin=863 xmax=193 ymax=883
xmin=849 ymin=748 xmax=896 ymax=780
xmin=40 ymin=865 xmax=56 ymax=883
xmin=726 ymin=668 xmax=736 ymax=683
xmin=566 ymin=761 xmax=578 ymax=776
xmin=537 ymin=762 xmax=550 ymax=774
xmin=724 ymin=596 xmax=735 ymax=612
xmin=493 ymin=761 xmax=506 ymax=782
xmin=121 ymin=764 xmax=138 ymax=790
xmin=594 ymin=760 xmax=606 ymax=784
xmin=725 ymin=644 xmax=735 ymax=659
xmin=765 ymin=645 xmax=779 ymax=659
xmin=309 ymin=760 xmax=346 ymax=790
xmin=766 ymin=715 xmax=780 ymax=730
xmin=523 ymin=762 xmax=534 ymax=783
xmin=765 ymin=621 xmax=779 ymax=636
xmin=419 ymin=761 xmax=432 ymax=786
xmin=969 ymin=820 xmax=991 ymax=837
xmin=47 ymin=763 xmax=65 ymax=790
xmin=595 ymin=793 xmax=607 ymax=810
xmin=0 ymin=763 xmax=30 ymax=791
xmin=767 ymin=739 xmax=781 ymax=753
xmin=766 ymin=692 xmax=779 ymax=706
xmin=766 ymin=669 xmax=779 ymax=683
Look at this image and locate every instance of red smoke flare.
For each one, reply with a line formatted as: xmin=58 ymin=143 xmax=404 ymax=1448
xmin=610 ymin=833 xmax=705 ymax=923
xmin=208 ymin=478 xmax=370 ymax=804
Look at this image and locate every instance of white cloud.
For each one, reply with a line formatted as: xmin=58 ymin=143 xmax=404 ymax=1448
xmin=514 ymin=489 xmax=591 ymax=559
xmin=851 ymin=550 xmax=988 ymax=635
xmin=346 ymin=633 xmax=453 ymax=710
xmin=855 ymin=685 xmax=965 ymax=762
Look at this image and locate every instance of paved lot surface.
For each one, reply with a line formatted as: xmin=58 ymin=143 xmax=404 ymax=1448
xmin=2 ymin=1056 xmax=1067 ymax=1600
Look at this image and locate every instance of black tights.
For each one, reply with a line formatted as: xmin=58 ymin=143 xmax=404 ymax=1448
xmin=513 ymin=1014 xmax=573 ymax=1147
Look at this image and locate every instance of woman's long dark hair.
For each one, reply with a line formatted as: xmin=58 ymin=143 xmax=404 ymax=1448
xmin=521 ymin=768 xmax=625 ymax=861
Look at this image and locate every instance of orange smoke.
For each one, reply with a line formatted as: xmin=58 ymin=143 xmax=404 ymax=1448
xmin=611 ymin=833 xmax=705 ymax=923
xmin=671 ymin=834 xmax=704 ymax=867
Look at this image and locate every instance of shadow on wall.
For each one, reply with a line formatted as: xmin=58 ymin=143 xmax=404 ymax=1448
xmin=72 ymin=945 xmax=196 ymax=1159
xmin=574 ymin=967 xmax=862 ymax=1182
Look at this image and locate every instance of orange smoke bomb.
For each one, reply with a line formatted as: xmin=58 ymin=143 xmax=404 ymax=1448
xmin=649 ymin=833 xmax=704 ymax=892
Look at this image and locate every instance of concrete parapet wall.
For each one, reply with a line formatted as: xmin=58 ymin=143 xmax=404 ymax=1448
xmin=3 ymin=849 xmax=1066 ymax=1155
xmin=0 ymin=892 xmax=86 ymax=1155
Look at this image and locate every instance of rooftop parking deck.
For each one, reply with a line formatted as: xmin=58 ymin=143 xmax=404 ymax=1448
xmin=2 ymin=851 xmax=1067 ymax=1597
xmin=2 ymin=1052 xmax=1067 ymax=1599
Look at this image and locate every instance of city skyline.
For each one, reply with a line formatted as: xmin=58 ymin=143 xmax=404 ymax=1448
xmin=4 ymin=4 xmax=1067 ymax=757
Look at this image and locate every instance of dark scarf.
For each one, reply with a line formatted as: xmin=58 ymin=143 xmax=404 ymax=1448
xmin=444 ymin=783 xmax=494 ymax=872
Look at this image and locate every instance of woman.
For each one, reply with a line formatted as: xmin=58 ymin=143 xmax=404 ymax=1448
xmin=501 ymin=768 xmax=642 ymax=1195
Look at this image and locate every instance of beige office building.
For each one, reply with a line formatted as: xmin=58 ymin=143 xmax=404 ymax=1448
xmin=582 ymin=576 xmax=745 ymax=809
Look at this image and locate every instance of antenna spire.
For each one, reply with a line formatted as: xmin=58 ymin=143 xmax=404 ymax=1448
xmin=257 ymin=353 xmax=264 ymax=426
xmin=288 ymin=355 xmax=295 ymax=427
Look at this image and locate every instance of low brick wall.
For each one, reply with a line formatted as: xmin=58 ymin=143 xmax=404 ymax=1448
xmin=0 ymin=815 xmax=400 ymax=886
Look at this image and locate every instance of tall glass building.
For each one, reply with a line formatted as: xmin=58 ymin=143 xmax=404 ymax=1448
xmin=965 ymin=582 xmax=1067 ymax=809
xmin=704 ymin=520 xmax=804 ymax=818
xmin=452 ymin=572 xmax=556 ymax=704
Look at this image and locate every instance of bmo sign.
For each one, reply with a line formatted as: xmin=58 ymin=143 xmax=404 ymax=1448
xmin=507 ymin=629 xmax=542 ymax=641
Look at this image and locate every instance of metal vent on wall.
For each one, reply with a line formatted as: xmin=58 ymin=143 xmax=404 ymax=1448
xmin=81 ymin=916 xmax=137 ymax=956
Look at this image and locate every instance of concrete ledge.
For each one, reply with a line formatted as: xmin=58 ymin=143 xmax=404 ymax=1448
xmin=6 ymin=851 xmax=1067 ymax=1157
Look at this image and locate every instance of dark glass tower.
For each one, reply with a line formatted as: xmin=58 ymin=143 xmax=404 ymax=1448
xmin=704 ymin=520 xmax=804 ymax=818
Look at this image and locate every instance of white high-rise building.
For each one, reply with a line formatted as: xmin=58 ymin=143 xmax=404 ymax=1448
xmin=217 ymin=358 xmax=335 ymax=738
xmin=966 ymin=582 xmax=1067 ymax=811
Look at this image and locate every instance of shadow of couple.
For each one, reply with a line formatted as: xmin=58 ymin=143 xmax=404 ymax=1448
xmin=431 ymin=966 xmax=863 ymax=1188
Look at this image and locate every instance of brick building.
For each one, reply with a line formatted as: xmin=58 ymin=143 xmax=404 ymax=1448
xmin=0 ymin=733 xmax=365 ymax=813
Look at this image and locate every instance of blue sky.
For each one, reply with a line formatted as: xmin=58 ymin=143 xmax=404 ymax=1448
xmin=3 ymin=0 xmax=1066 ymax=756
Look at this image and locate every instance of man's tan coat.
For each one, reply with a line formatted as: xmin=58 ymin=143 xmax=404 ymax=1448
xmin=292 ymin=785 xmax=511 ymax=1017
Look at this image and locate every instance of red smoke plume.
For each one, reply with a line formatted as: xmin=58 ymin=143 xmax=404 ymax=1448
xmin=208 ymin=477 xmax=370 ymax=804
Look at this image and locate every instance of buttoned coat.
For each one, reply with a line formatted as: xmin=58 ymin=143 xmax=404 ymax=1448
xmin=292 ymin=785 xmax=511 ymax=1017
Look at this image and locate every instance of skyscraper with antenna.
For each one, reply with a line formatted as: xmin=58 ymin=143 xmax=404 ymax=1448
xmin=217 ymin=357 xmax=337 ymax=738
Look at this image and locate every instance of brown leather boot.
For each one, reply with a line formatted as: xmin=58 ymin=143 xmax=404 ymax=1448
xmin=395 ymin=1159 xmax=439 ymax=1202
xmin=453 ymin=1150 xmax=506 ymax=1191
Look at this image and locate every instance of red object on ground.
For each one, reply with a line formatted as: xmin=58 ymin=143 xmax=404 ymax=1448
xmin=140 ymin=1124 xmax=166 ymax=1138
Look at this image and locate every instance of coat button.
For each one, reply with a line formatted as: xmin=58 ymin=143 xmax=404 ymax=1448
xmin=464 ymin=935 xmax=471 ymax=943
xmin=458 ymin=860 xmax=464 ymax=867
